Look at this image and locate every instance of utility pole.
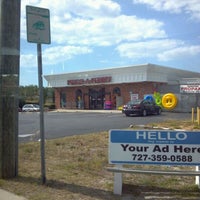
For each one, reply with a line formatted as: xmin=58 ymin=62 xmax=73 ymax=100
xmin=0 ymin=0 xmax=21 ymax=178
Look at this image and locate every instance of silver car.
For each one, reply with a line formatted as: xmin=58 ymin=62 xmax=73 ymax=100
xmin=22 ymin=104 xmax=40 ymax=112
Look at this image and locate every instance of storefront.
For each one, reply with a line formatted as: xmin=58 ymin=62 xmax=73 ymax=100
xmin=44 ymin=63 xmax=200 ymax=112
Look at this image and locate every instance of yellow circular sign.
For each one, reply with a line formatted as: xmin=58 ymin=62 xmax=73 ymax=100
xmin=162 ymin=93 xmax=177 ymax=110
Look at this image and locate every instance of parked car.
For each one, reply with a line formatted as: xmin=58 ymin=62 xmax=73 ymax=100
xmin=22 ymin=104 xmax=40 ymax=112
xmin=122 ymin=99 xmax=161 ymax=117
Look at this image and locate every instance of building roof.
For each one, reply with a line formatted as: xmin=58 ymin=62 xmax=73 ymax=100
xmin=44 ymin=63 xmax=200 ymax=87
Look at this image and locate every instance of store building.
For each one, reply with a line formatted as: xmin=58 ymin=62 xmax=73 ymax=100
xmin=44 ymin=63 xmax=200 ymax=112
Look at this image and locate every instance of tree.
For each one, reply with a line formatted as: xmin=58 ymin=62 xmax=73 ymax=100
xmin=19 ymin=85 xmax=55 ymax=108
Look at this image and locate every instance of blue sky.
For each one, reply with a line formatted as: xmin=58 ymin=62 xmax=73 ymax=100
xmin=20 ymin=0 xmax=200 ymax=86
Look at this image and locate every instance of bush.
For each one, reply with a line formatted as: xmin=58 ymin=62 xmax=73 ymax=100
xmin=44 ymin=103 xmax=55 ymax=110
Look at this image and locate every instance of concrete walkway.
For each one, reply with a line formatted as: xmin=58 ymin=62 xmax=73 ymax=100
xmin=0 ymin=189 xmax=27 ymax=200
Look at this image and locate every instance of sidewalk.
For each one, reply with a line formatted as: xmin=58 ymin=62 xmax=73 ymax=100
xmin=0 ymin=189 xmax=27 ymax=200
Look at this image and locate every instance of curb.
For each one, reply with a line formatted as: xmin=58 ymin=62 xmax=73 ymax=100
xmin=51 ymin=109 xmax=122 ymax=113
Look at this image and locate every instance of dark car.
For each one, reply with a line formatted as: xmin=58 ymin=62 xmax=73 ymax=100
xmin=122 ymin=99 xmax=161 ymax=117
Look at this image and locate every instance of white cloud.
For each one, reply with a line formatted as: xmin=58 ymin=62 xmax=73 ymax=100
xmin=20 ymin=54 xmax=37 ymax=68
xmin=133 ymin=0 xmax=200 ymax=21
xmin=116 ymin=39 xmax=182 ymax=58
xmin=21 ymin=0 xmax=167 ymax=67
xmin=20 ymin=45 xmax=92 ymax=67
xmin=158 ymin=45 xmax=200 ymax=61
xmin=39 ymin=0 xmax=121 ymax=18
xmin=43 ymin=45 xmax=92 ymax=64
xmin=21 ymin=0 xmax=121 ymax=19
xmin=116 ymin=39 xmax=200 ymax=61
xmin=20 ymin=0 xmax=122 ymax=67
xmin=20 ymin=0 xmax=120 ymax=39
xmin=51 ymin=15 xmax=166 ymax=46
xmin=21 ymin=0 xmax=166 ymax=46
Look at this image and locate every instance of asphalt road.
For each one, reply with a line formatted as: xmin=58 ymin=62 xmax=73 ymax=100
xmin=18 ymin=111 xmax=191 ymax=142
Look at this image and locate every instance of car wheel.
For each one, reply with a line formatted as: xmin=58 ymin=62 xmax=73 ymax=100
xmin=142 ymin=110 xmax=147 ymax=116
xmin=125 ymin=113 xmax=130 ymax=117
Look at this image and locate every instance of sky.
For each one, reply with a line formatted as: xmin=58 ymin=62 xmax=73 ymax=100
xmin=20 ymin=0 xmax=200 ymax=86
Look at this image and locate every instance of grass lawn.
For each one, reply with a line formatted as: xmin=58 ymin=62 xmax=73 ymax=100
xmin=0 ymin=119 xmax=200 ymax=199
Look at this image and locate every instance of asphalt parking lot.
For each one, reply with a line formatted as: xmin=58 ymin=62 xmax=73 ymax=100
xmin=18 ymin=110 xmax=191 ymax=142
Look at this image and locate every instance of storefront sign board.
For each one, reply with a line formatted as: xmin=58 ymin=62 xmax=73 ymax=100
xmin=180 ymin=85 xmax=200 ymax=93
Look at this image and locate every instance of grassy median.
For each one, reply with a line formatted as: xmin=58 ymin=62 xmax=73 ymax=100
xmin=0 ymin=120 xmax=200 ymax=199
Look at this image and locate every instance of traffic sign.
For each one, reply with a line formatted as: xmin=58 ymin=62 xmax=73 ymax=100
xmin=26 ymin=5 xmax=51 ymax=44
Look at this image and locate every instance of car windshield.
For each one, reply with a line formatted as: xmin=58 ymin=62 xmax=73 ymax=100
xmin=24 ymin=105 xmax=32 ymax=108
xmin=127 ymin=99 xmax=142 ymax=105
xmin=33 ymin=104 xmax=39 ymax=108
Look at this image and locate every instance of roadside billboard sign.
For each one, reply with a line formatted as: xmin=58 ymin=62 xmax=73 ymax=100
xmin=109 ymin=130 xmax=200 ymax=165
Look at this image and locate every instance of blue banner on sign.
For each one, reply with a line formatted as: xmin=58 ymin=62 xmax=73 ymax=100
xmin=110 ymin=130 xmax=200 ymax=144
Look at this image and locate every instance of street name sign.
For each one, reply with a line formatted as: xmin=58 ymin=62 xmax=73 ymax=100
xmin=26 ymin=5 xmax=51 ymax=44
xmin=109 ymin=130 xmax=200 ymax=165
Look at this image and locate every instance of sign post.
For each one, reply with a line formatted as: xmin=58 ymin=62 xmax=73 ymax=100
xmin=26 ymin=5 xmax=51 ymax=184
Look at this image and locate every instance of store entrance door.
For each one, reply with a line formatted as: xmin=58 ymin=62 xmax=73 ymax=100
xmin=89 ymin=88 xmax=105 ymax=109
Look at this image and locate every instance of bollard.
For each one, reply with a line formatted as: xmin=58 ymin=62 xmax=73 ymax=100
xmin=196 ymin=166 xmax=200 ymax=188
xmin=192 ymin=108 xmax=194 ymax=123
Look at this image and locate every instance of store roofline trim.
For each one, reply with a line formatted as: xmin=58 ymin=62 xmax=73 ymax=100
xmin=44 ymin=63 xmax=200 ymax=88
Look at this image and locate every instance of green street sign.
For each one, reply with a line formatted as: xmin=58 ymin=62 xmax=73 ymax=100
xmin=26 ymin=5 xmax=51 ymax=44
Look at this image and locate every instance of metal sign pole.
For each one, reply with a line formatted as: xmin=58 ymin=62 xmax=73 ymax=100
xmin=37 ymin=43 xmax=46 ymax=184
xmin=26 ymin=5 xmax=50 ymax=184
